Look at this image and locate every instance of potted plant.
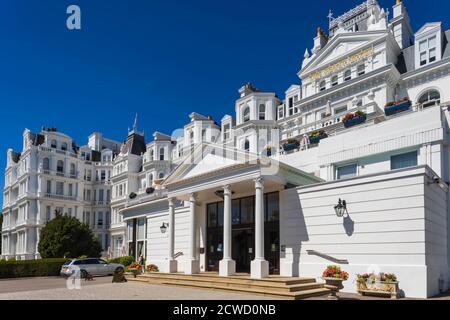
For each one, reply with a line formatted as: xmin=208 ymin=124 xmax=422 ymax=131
xmin=356 ymin=272 xmax=400 ymax=299
xmin=146 ymin=264 xmax=159 ymax=273
xmin=343 ymin=110 xmax=367 ymax=128
xmin=129 ymin=192 xmax=137 ymax=199
xmin=385 ymin=97 xmax=411 ymax=116
xmin=128 ymin=262 xmax=142 ymax=278
xmin=282 ymin=139 xmax=300 ymax=152
xmin=321 ymin=265 xmax=349 ymax=300
xmin=309 ymin=129 xmax=328 ymax=144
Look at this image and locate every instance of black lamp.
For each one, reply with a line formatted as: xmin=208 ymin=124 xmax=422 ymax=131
xmin=334 ymin=199 xmax=347 ymax=217
xmin=160 ymin=222 xmax=169 ymax=234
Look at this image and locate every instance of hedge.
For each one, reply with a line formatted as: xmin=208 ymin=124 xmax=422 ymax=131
xmin=108 ymin=256 xmax=135 ymax=267
xmin=0 ymin=258 xmax=70 ymax=279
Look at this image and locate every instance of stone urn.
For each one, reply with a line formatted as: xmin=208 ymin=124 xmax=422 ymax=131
xmin=322 ymin=277 xmax=345 ymax=300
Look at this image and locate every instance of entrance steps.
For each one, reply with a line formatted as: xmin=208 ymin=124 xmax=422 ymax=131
xmin=127 ymin=272 xmax=330 ymax=300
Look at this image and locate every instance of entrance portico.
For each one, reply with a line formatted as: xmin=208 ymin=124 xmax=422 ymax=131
xmin=162 ymin=143 xmax=322 ymax=279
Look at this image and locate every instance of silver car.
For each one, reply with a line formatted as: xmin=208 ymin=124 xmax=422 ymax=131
xmin=60 ymin=258 xmax=125 ymax=278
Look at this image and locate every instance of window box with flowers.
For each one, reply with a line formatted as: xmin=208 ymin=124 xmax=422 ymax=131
xmin=384 ymin=97 xmax=412 ymax=116
xmin=309 ymin=130 xmax=328 ymax=144
xmin=282 ymin=139 xmax=300 ymax=152
xmin=343 ymin=111 xmax=367 ymax=128
xmin=321 ymin=265 xmax=349 ymax=300
xmin=356 ymin=273 xmax=400 ymax=299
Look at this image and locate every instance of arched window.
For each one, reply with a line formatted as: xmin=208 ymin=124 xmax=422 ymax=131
xmin=57 ymin=160 xmax=64 ymax=174
xmin=43 ymin=158 xmax=50 ymax=171
xmin=159 ymin=147 xmax=165 ymax=161
xmin=319 ymin=80 xmax=326 ymax=91
xmin=61 ymin=142 xmax=68 ymax=151
xmin=357 ymin=64 xmax=366 ymax=76
xmin=331 ymin=75 xmax=338 ymax=87
xmin=418 ymin=90 xmax=441 ymax=108
xmin=244 ymin=139 xmax=250 ymax=151
xmin=344 ymin=70 xmax=352 ymax=82
xmin=159 ymin=172 xmax=164 ymax=179
xmin=259 ymin=104 xmax=266 ymax=120
xmin=243 ymin=106 xmax=250 ymax=122
xmin=51 ymin=140 xmax=57 ymax=149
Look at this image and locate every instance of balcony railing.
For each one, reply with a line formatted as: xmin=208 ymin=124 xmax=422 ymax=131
xmin=43 ymin=193 xmax=77 ymax=201
xmin=39 ymin=168 xmax=79 ymax=179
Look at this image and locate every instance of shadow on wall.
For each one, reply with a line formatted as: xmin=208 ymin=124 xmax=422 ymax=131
xmin=281 ymin=189 xmax=309 ymax=277
xmin=343 ymin=214 xmax=355 ymax=237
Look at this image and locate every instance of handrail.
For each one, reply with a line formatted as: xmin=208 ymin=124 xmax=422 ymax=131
xmin=174 ymin=252 xmax=184 ymax=259
xmin=306 ymin=250 xmax=349 ymax=264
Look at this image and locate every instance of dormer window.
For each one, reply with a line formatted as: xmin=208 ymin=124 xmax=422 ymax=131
xmin=278 ymin=105 xmax=284 ymax=120
xmin=243 ymin=106 xmax=250 ymax=123
xmin=419 ymin=36 xmax=437 ymax=66
xmin=259 ymin=104 xmax=266 ymax=120
xmin=51 ymin=140 xmax=57 ymax=149
xmin=61 ymin=142 xmax=68 ymax=151
xmin=319 ymin=81 xmax=326 ymax=92
xmin=415 ymin=23 xmax=442 ymax=68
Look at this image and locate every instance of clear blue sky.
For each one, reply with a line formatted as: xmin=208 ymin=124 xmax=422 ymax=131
xmin=0 ymin=0 xmax=448 ymax=208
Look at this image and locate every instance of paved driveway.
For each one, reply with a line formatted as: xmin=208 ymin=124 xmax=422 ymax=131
xmin=0 ymin=276 xmax=114 ymax=294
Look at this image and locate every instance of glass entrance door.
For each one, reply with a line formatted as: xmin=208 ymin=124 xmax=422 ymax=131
xmin=232 ymin=228 xmax=254 ymax=273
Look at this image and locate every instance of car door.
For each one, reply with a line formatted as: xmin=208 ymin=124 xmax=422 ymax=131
xmin=96 ymin=259 xmax=110 ymax=276
xmin=83 ymin=259 xmax=98 ymax=275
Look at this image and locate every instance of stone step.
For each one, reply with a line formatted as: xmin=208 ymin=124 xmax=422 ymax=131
xmin=153 ymin=279 xmax=330 ymax=300
xmin=127 ymin=273 xmax=330 ymax=300
xmin=138 ymin=272 xmax=317 ymax=287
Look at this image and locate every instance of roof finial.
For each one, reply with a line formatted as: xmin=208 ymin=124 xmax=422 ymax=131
xmin=133 ymin=113 xmax=138 ymax=132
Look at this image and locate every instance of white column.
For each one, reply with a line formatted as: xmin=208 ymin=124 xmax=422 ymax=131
xmin=219 ymin=185 xmax=236 ymax=277
xmin=185 ymin=193 xmax=200 ymax=274
xmin=163 ymin=198 xmax=177 ymax=273
xmin=251 ymin=177 xmax=269 ymax=278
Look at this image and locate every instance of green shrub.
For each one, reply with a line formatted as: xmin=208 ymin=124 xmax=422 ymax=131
xmin=108 ymin=256 xmax=135 ymax=267
xmin=0 ymin=258 xmax=70 ymax=279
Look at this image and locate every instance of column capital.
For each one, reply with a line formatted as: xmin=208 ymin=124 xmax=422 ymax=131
xmin=254 ymin=177 xmax=264 ymax=189
xmin=223 ymin=185 xmax=232 ymax=195
xmin=189 ymin=193 xmax=197 ymax=202
xmin=168 ymin=198 xmax=176 ymax=206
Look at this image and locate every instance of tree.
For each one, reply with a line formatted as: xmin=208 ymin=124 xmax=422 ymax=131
xmin=38 ymin=212 xmax=102 ymax=259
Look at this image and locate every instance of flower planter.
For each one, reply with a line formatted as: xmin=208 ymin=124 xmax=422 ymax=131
xmin=129 ymin=268 xmax=142 ymax=278
xmin=282 ymin=142 xmax=300 ymax=152
xmin=385 ymin=101 xmax=411 ymax=116
xmin=309 ymin=133 xmax=328 ymax=144
xmin=343 ymin=115 xmax=366 ymax=128
xmin=322 ymin=277 xmax=345 ymax=300
xmin=357 ymin=281 xmax=400 ymax=299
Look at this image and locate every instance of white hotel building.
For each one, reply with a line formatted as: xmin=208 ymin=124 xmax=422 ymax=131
xmin=2 ymin=0 xmax=450 ymax=298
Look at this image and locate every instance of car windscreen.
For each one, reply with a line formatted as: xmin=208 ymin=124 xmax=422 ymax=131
xmin=63 ymin=261 xmax=72 ymax=266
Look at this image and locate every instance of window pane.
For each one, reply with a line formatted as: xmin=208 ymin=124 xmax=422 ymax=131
xmin=337 ymin=164 xmax=357 ymax=180
xmin=137 ymin=218 xmax=145 ymax=240
xmin=429 ymin=36 xmax=436 ymax=48
xmin=265 ymin=193 xmax=279 ymax=222
xmin=419 ymin=40 xmax=427 ymax=52
xmin=391 ymin=151 xmax=418 ymax=170
xmin=217 ymin=202 xmax=224 ymax=227
xmin=207 ymin=203 xmax=218 ymax=227
xmin=429 ymin=48 xmax=436 ymax=62
xmin=232 ymin=200 xmax=240 ymax=225
xmin=240 ymin=197 xmax=254 ymax=224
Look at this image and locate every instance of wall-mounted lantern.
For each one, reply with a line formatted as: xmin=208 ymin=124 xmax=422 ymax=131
xmin=160 ymin=222 xmax=169 ymax=234
xmin=334 ymin=198 xmax=347 ymax=218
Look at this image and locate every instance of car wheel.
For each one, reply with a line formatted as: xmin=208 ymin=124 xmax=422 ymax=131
xmin=115 ymin=267 xmax=124 ymax=274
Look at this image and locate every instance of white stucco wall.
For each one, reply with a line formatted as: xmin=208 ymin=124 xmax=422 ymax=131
xmin=279 ymin=166 xmax=449 ymax=298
